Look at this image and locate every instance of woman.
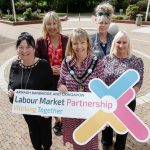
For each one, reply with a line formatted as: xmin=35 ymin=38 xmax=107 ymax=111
xmin=91 ymin=2 xmax=114 ymax=59
xmin=36 ymin=11 xmax=68 ymax=135
xmin=102 ymin=31 xmax=144 ymax=150
xmin=8 ymin=32 xmax=54 ymax=150
xmin=58 ymin=28 xmax=104 ymax=150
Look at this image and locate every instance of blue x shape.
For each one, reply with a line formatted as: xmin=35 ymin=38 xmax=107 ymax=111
xmin=89 ymin=69 xmax=139 ymax=100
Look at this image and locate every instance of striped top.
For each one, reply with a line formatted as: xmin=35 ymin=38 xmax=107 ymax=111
xmin=58 ymin=55 xmax=104 ymax=92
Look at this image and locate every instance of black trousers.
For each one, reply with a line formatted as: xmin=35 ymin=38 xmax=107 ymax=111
xmin=23 ymin=115 xmax=52 ymax=150
xmin=101 ymin=100 xmax=136 ymax=150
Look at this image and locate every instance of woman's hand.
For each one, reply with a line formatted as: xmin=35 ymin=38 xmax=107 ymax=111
xmin=58 ymin=85 xmax=68 ymax=93
xmin=52 ymin=66 xmax=60 ymax=76
xmin=8 ymin=89 xmax=14 ymax=98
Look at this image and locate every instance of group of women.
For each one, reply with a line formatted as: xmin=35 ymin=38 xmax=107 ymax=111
xmin=8 ymin=2 xmax=144 ymax=150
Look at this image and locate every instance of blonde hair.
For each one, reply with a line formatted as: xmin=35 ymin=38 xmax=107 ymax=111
xmin=65 ymin=28 xmax=93 ymax=58
xmin=42 ymin=11 xmax=62 ymax=38
xmin=110 ymin=31 xmax=132 ymax=57
xmin=95 ymin=2 xmax=114 ymax=22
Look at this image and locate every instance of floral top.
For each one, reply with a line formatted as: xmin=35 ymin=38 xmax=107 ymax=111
xmin=47 ymin=35 xmax=63 ymax=66
xmin=103 ymin=55 xmax=144 ymax=88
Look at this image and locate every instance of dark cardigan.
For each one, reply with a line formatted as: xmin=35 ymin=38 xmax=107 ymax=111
xmin=36 ymin=34 xmax=68 ymax=90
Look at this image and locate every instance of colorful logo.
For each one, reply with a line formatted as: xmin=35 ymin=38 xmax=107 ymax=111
xmin=73 ymin=69 xmax=150 ymax=145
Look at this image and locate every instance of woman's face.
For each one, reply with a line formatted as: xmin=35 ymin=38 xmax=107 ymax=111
xmin=96 ymin=17 xmax=110 ymax=34
xmin=115 ymin=35 xmax=129 ymax=56
xmin=46 ymin=19 xmax=59 ymax=36
xmin=72 ymin=37 xmax=88 ymax=60
xmin=17 ymin=40 xmax=35 ymax=61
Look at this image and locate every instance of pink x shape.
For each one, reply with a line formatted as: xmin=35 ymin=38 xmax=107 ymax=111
xmin=114 ymin=88 xmax=150 ymax=142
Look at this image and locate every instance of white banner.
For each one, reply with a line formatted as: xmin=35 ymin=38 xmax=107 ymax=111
xmin=12 ymin=89 xmax=114 ymax=119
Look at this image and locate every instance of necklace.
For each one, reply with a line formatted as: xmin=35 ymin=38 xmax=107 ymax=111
xmin=65 ymin=56 xmax=98 ymax=92
xmin=21 ymin=67 xmax=32 ymax=89
xmin=100 ymin=42 xmax=107 ymax=47
xmin=18 ymin=59 xmax=39 ymax=69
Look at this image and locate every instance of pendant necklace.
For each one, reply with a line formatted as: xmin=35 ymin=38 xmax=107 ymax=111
xmin=21 ymin=67 xmax=32 ymax=89
xmin=65 ymin=56 xmax=98 ymax=92
xmin=100 ymin=41 xmax=106 ymax=47
xmin=102 ymin=43 xmax=106 ymax=47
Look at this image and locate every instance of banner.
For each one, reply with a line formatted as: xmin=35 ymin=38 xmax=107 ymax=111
xmin=12 ymin=69 xmax=150 ymax=144
xmin=12 ymin=89 xmax=111 ymax=118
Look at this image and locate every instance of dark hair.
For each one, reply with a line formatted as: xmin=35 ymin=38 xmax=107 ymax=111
xmin=16 ymin=32 xmax=35 ymax=49
xmin=98 ymin=12 xmax=110 ymax=17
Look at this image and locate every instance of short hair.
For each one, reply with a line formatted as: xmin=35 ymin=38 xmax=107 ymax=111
xmin=65 ymin=28 xmax=93 ymax=58
xmin=95 ymin=2 xmax=114 ymax=22
xmin=16 ymin=32 xmax=35 ymax=49
xmin=42 ymin=11 xmax=62 ymax=38
xmin=110 ymin=31 xmax=132 ymax=57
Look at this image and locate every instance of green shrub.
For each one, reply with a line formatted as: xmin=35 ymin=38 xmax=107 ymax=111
xmin=23 ymin=8 xmax=32 ymax=20
xmin=126 ymin=4 xmax=139 ymax=20
xmin=38 ymin=1 xmax=48 ymax=12
xmin=15 ymin=1 xmax=31 ymax=13
xmin=5 ymin=15 xmax=18 ymax=21
xmin=23 ymin=8 xmax=41 ymax=20
xmin=112 ymin=15 xmax=124 ymax=20
xmin=6 ymin=15 xmax=14 ymax=21
xmin=31 ymin=12 xmax=42 ymax=20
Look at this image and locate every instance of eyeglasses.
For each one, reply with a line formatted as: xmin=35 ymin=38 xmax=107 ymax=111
xmin=97 ymin=12 xmax=110 ymax=17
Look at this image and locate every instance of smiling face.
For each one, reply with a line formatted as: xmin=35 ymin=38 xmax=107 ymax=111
xmin=71 ymin=37 xmax=88 ymax=60
xmin=46 ymin=19 xmax=59 ymax=36
xmin=17 ymin=40 xmax=35 ymax=62
xmin=115 ymin=35 xmax=129 ymax=57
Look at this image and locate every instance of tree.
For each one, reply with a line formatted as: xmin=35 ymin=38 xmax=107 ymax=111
xmin=126 ymin=4 xmax=139 ymax=19
xmin=128 ymin=0 xmax=139 ymax=4
xmin=0 ymin=0 xmax=11 ymax=13
xmin=31 ymin=0 xmax=37 ymax=11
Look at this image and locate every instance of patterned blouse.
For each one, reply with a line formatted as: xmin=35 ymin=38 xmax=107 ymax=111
xmin=58 ymin=55 xmax=104 ymax=150
xmin=103 ymin=55 xmax=144 ymax=88
xmin=47 ymin=35 xmax=63 ymax=67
